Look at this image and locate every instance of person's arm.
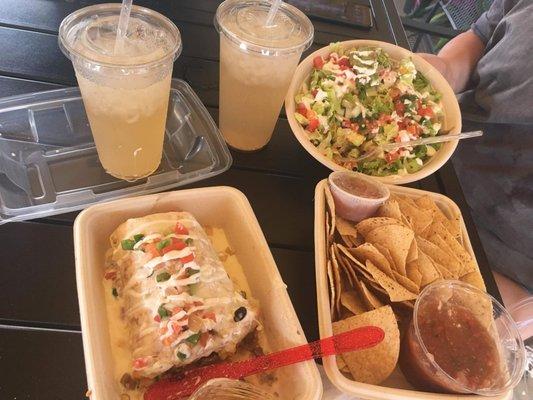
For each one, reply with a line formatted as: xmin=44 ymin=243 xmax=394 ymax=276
xmin=419 ymin=30 xmax=485 ymax=93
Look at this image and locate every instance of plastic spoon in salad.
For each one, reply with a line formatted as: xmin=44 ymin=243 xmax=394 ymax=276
xmin=144 ymin=325 xmax=384 ymax=400
xmin=348 ymin=130 xmax=483 ymax=164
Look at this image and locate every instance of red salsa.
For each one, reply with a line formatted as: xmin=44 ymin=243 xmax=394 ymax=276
xmin=331 ymin=174 xmax=383 ymax=199
xmin=400 ymin=299 xmax=502 ymax=394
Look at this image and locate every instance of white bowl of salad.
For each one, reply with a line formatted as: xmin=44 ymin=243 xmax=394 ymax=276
xmin=285 ymin=40 xmax=461 ymax=184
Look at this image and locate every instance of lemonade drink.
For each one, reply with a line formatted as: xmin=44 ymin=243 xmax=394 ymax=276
xmin=215 ymin=0 xmax=313 ymax=151
xmin=59 ymin=5 xmax=181 ymax=180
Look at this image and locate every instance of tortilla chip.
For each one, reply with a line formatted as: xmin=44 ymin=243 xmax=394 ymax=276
xmin=336 ymin=216 xmax=358 ymax=237
xmin=330 ymin=244 xmax=343 ymax=316
xmin=406 ymin=240 xmax=418 ymax=264
xmin=355 ymin=217 xmax=402 ymax=238
xmin=364 ymin=260 xmax=417 ymax=302
xmin=325 ymin=185 xmax=336 ymax=238
xmin=337 ymin=244 xmax=375 ymax=283
xmin=358 ymin=280 xmax=385 ymax=310
xmin=433 ymin=260 xmax=454 ymax=279
xmin=396 ymin=196 xmax=433 ymax=234
xmin=426 ymin=234 xmax=463 ymax=277
xmin=415 ymin=251 xmax=442 ymax=287
xmin=336 ymin=355 xmax=352 ymax=375
xmin=416 ymin=236 xmax=461 ymax=278
xmin=350 ymin=243 xmax=395 ymax=279
xmin=341 ymin=290 xmax=368 ymax=315
xmin=372 ymin=243 xmax=398 ymax=273
xmin=332 ymin=306 xmax=400 ymax=385
xmin=425 ymin=221 xmax=477 ymax=276
xmin=366 ymin=225 xmax=414 ymax=277
xmin=415 ymin=195 xmax=461 ymax=239
xmin=327 ymin=260 xmax=336 ymax=317
xmin=377 ymin=199 xmax=402 ymax=221
xmin=405 ymin=261 xmax=423 ymax=287
xmin=325 ymin=210 xmax=332 ymax=256
xmin=392 ymin=271 xmax=419 ymax=294
xmin=461 ymin=271 xmax=487 ymax=292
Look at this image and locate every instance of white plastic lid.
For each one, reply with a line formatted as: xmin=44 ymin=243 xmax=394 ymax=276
xmin=215 ymin=0 xmax=314 ymax=56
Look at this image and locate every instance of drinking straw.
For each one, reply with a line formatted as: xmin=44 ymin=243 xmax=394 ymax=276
xmin=265 ymin=0 xmax=282 ymax=27
xmin=114 ymin=0 xmax=133 ymax=54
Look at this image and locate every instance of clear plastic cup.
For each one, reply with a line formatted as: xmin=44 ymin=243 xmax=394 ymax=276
xmin=400 ymin=280 xmax=526 ymax=395
xmin=59 ymin=4 xmax=182 ymax=181
xmin=215 ymin=0 xmax=313 ymax=151
xmin=328 ymin=171 xmax=390 ymax=222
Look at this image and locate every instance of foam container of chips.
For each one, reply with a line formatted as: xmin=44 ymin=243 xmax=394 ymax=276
xmin=314 ymin=179 xmax=512 ymax=400
xmin=74 ymin=186 xmax=322 ymax=400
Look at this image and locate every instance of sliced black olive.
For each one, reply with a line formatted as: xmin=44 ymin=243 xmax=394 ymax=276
xmin=234 ymin=306 xmax=247 ymax=322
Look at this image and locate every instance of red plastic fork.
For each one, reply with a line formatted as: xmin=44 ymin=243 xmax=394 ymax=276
xmin=144 ymin=325 xmax=384 ymax=400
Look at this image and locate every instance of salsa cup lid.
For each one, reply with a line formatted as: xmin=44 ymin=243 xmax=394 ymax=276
xmin=413 ymin=280 xmax=526 ymax=396
xmin=214 ymin=0 xmax=314 ymax=56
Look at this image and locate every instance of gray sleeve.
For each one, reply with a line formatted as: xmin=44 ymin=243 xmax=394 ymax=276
xmin=471 ymin=0 xmax=505 ymax=44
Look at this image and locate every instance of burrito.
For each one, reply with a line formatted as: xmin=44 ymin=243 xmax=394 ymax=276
xmin=104 ymin=212 xmax=258 ymax=378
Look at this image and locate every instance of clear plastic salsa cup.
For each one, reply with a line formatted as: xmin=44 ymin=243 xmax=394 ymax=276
xmin=328 ymin=171 xmax=390 ymax=222
xmin=400 ymin=280 xmax=526 ymax=396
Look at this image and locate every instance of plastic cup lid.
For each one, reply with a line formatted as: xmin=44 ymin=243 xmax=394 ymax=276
xmin=215 ymin=0 xmax=314 ymax=56
xmin=59 ymin=4 xmax=182 ymax=68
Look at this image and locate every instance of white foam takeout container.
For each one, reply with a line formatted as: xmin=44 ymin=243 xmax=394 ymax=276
xmin=74 ymin=186 xmax=322 ymax=400
xmin=314 ymin=179 xmax=512 ymax=400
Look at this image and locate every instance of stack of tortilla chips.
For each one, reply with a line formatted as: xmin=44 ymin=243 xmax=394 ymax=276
xmin=324 ymin=185 xmax=486 ymax=385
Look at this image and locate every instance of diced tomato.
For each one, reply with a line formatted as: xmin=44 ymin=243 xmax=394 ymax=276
xmin=133 ymin=358 xmax=147 ymax=369
xmin=296 ymin=102 xmax=307 ymax=117
xmin=397 ymin=119 xmax=408 ymax=130
xmin=180 ymin=253 xmax=195 ymax=264
xmin=199 ymin=332 xmax=210 ymax=347
xmin=203 ymin=312 xmax=217 ymax=322
xmin=311 ymin=89 xmax=318 ymax=97
xmin=385 ymin=151 xmax=400 ymax=164
xmin=313 ymin=56 xmax=324 ymax=69
xmin=378 ymin=113 xmax=392 ymax=124
xmin=338 ymin=57 xmax=351 ymax=69
xmin=174 ymin=222 xmax=189 ymax=236
xmin=395 ymin=134 xmax=403 ymax=143
xmin=341 ymin=119 xmax=351 ymax=128
xmin=407 ymin=124 xmax=420 ymax=137
xmin=389 ymin=87 xmax=401 ymax=99
xmin=154 ymin=314 xmax=161 ymax=323
xmin=161 ymin=237 xmax=187 ymax=255
xmin=307 ymin=118 xmax=319 ymax=132
xmin=104 ymin=270 xmax=116 ymax=280
xmin=144 ymin=243 xmax=160 ymax=258
xmin=394 ymin=100 xmax=405 ymax=116
xmin=418 ymin=106 xmax=434 ymax=118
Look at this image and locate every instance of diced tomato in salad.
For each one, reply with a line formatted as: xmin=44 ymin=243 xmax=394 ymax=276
xmin=307 ymin=118 xmax=319 ymax=132
xmin=313 ymin=56 xmax=324 ymax=69
xmin=296 ymin=103 xmax=307 ymax=117
xmin=385 ymin=151 xmax=400 ymax=164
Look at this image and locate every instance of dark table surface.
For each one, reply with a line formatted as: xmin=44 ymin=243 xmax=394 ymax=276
xmin=0 ymin=1 xmax=501 ymax=399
